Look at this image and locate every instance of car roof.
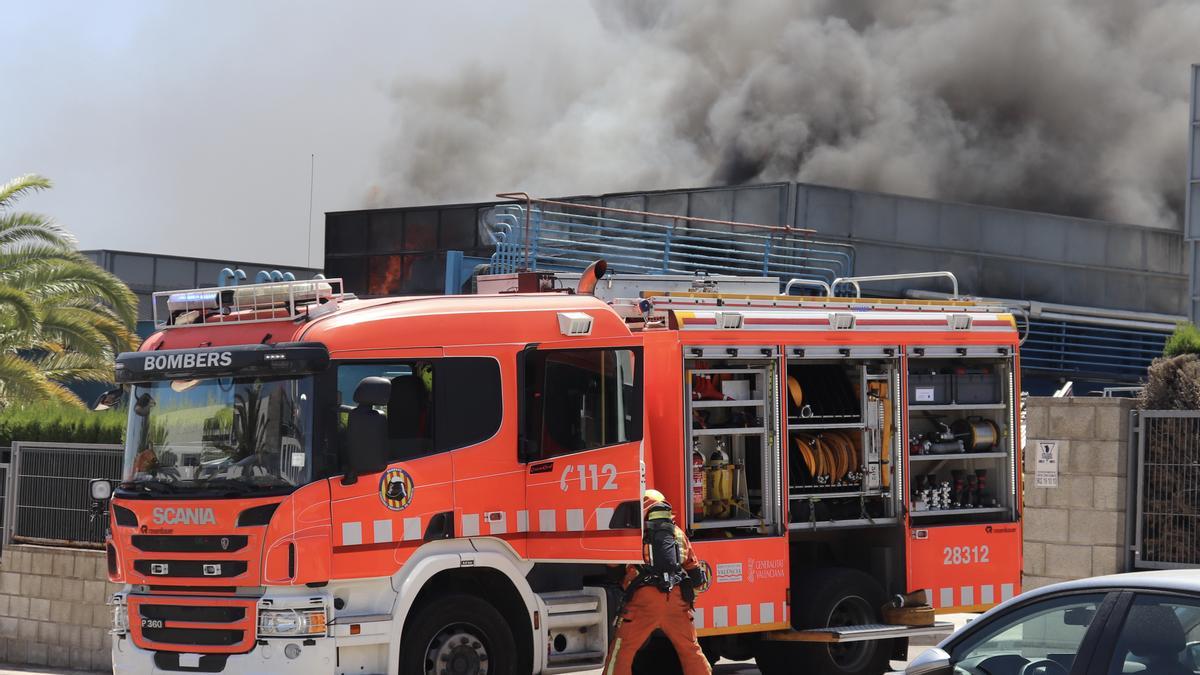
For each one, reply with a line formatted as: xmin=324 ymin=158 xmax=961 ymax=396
xmin=940 ymin=571 xmax=1200 ymax=648
xmin=1025 ymin=570 xmax=1200 ymax=597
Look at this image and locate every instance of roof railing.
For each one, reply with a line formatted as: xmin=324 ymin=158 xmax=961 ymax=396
xmin=151 ymin=277 xmax=344 ymax=329
xmin=831 ymin=272 xmax=960 ymax=299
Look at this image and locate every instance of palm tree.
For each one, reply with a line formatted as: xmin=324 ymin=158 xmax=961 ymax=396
xmin=0 ymin=174 xmax=139 ymax=408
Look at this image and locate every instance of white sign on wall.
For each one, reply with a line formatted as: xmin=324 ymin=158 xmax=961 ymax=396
xmin=1034 ymin=441 xmax=1059 ymax=488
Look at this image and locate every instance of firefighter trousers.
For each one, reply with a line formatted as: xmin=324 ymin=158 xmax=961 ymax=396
xmin=603 ymin=585 xmax=711 ymax=675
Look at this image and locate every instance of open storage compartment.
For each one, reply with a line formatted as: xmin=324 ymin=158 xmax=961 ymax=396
xmin=685 ymin=346 xmax=782 ymax=539
xmin=785 ymin=346 xmax=900 ymax=531
xmin=906 ymin=346 xmax=1017 ymax=525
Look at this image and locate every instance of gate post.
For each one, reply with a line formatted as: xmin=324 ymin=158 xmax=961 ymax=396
xmin=1126 ymin=410 xmax=1142 ymax=572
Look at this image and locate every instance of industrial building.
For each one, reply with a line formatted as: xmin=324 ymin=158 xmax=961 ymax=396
xmin=324 ymin=182 xmax=1185 ymax=394
xmin=82 ymin=249 xmax=322 ymax=330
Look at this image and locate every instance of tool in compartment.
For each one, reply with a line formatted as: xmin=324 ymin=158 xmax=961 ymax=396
xmin=704 ymin=440 xmax=734 ymax=518
xmin=950 ymin=417 xmax=1001 ymax=452
xmin=691 ymin=439 xmax=706 ymax=519
xmin=790 ymin=431 xmax=862 ymax=488
xmin=786 ymin=363 xmax=861 ymax=422
xmin=868 ymin=380 xmax=892 ymax=489
xmin=909 ymin=416 xmax=964 ymax=455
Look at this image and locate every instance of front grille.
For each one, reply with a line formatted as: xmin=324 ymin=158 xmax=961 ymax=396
xmin=134 ymin=560 xmax=248 ymax=578
xmin=147 ymin=585 xmax=238 ymax=594
xmin=153 ymin=652 xmax=229 ymax=673
xmin=141 ymin=605 xmax=246 ymax=623
xmin=142 ymin=627 xmax=242 ymax=647
xmin=132 ymin=598 xmax=254 ymax=655
xmin=133 ymin=535 xmax=248 ymax=553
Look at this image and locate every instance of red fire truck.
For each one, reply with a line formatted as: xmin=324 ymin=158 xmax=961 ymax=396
xmin=95 ymin=255 xmax=1022 ymax=675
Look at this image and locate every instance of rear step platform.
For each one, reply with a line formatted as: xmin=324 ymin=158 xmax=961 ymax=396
xmin=763 ymin=621 xmax=955 ymax=644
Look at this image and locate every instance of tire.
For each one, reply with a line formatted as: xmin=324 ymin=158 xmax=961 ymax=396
xmin=762 ymin=567 xmax=893 ymax=675
xmin=399 ymin=593 xmax=517 ymax=675
xmin=632 ymin=633 xmax=684 ymax=675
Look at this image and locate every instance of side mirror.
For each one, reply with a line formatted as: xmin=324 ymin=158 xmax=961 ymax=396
xmin=134 ymin=392 xmax=156 ymax=417
xmin=342 ymin=377 xmax=391 ymax=485
xmin=93 ymin=388 xmax=125 ymax=411
xmin=90 ymin=479 xmax=114 ymax=501
xmin=906 ymin=647 xmax=953 ymax=675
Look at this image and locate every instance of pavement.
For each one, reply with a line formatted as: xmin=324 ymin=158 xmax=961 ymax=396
xmin=0 ymin=615 xmax=975 ymax=675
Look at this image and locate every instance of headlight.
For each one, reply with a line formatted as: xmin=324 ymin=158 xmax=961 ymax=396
xmin=109 ymin=595 xmax=128 ymax=634
xmin=258 ymin=608 xmax=327 ymax=638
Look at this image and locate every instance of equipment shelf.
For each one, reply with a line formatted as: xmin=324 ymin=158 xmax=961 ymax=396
xmin=686 ymin=355 xmax=782 ymax=537
xmin=692 ymin=427 xmax=767 ymax=437
xmin=788 ymin=517 xmax=899 ymax=532
xmin=910 ymin=507 xmax=1006 ymax=519
xmin=787 ymin=422 xmax=866 ymax=431
xmin=909 ymin=452 xmax=1007 ymax=462
xmin=692 ymin=399 xmax=766 ymax=409
xmin=789 ymin=490 xmax=883 ymax=500
xmin=692 ymin=518 xmax=762 ymax=530
xmin=909 ymin=403 xmax=1007 ymax=411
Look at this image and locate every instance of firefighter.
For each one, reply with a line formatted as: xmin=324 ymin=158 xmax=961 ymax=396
xmin=603 ymin=489 xmax=711 ymax=675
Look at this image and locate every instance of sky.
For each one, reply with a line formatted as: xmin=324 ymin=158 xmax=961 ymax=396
xmin=1 ymin=1 xmax=598 ymax=268
xmin=5 ymin=1 xmax=1198 ymax=272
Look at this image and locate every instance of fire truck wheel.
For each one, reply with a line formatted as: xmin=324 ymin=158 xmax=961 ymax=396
xmin=787 ymin=567 xmax=893 ymax=675
xmin=400 ymin=593 xmax=517 ymax=675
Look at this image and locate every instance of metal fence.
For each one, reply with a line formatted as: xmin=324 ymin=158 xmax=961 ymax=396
xmin=1131 ymin=410 xmax=1200 ymax=569
xmin=6 ymin=441 xmax=122 ymax=549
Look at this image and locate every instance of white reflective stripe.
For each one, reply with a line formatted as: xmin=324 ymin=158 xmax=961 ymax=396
xmin=539 ymin=510 xmax=557 ymax=532
xmin=1001 ymin=583 xmax=1015 ymax=601
xmin=595 ymin=507 xmax=615 ymax=530
xmin=940 ymin=588 xmax=954 ymax=608
xmin=517 ymin=510 xmax=529 ymax=533
xmin=981 ymin=585 xmax=995 ymax=605
xmin=566 ymin=509 xmax=585 ymax=532
xmin=736 ymin=605 xmax=751 ymax=626
xmin=924 ymin=589 xmax=934 ymax=608
xmin=462 ymin=514 xmax=480 ymax=537
xmin=759 ymin=602 xmax=774 ymax=624
xmin=487 ymin=513 xmax=507 ymax=535
xmin=372 ymin=519 xmax=392 ymax=544
xmin=403 ymin=517 xmax=421 ymax=541
xmin=961 ymin=586 xmax=974 ymax=606
xmin=712 ymin=606 xmax=728 ymax=628
xmin=693 ymin=608 xmax=704 ymax=629
xmin=342 ymin=522 xmax=362 ymax=546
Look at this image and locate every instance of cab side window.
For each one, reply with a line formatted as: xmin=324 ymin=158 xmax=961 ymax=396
xmin=334 ymin=358 xmax=501 ymax=462
xmin=1106 ymin=595 xmax=1200 ymax=675
xmin=522 ymin=348 xmax=642 ymax=461
xmin=949 ymin=593 xmax=1106 ymax=674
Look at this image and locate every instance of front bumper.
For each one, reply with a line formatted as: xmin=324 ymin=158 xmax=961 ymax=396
xmin=112 ymin=633 xmax=337 ymax=675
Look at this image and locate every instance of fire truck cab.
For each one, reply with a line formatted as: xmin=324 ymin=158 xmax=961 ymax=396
xmin=100 ymin=264 xmax=1022 ymax=675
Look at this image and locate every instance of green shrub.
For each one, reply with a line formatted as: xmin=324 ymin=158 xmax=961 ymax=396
xmin=1164 ymin=322 xmax=1200 ymax=358
xmin=0 ymin=404 xmax=125 ymax=445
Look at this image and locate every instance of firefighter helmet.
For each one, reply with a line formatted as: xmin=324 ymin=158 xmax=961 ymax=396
xmin=643 ymin=488 xmax=669 ymax=514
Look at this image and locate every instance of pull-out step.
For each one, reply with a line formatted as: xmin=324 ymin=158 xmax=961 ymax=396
xmin=539 ymin=589 xmax=609 ymax=674
xmin=763 ymin=621 xmax=954 ymax=644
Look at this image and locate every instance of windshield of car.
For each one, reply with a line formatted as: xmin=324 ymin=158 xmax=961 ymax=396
xmin=121 ymin=375 xmax=314 ymax=496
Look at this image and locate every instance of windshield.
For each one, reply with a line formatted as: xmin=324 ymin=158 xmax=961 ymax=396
xmin=121 ymin=375 xmax=314 ymax=496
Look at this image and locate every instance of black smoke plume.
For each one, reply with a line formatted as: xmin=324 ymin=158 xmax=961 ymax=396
xmin=374 ymin=1 xmax=1199 ymax=229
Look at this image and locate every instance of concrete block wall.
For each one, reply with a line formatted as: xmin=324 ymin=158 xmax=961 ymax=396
xmin=0 ymin=544 xmax=114 ymax=671
xmin=1022 ymin=397 xmax=1134 ymax=590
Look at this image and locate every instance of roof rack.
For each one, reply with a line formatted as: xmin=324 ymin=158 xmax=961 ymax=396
xmin=152 ymin=278 xmax=345 ymax=329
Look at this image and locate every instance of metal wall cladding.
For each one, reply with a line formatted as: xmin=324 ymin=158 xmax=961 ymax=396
xmin=324 ymin=181 xmax=1186 ymax=314
xmin=791 ymin=184 xmax=1185 ymax=314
